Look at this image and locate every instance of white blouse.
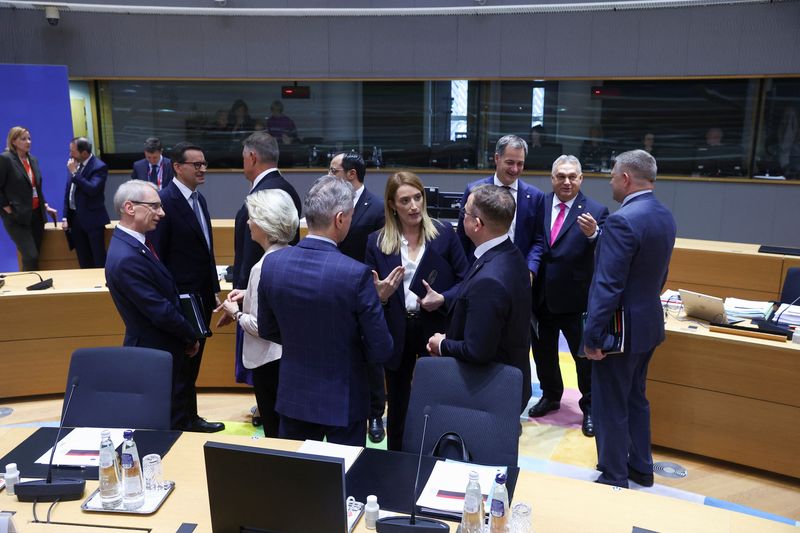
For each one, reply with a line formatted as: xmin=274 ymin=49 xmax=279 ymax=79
xmin=239 ymin=243 xmax=287 ymax=369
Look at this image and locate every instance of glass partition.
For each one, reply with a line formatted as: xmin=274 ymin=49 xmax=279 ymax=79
xmin=89 ymin=77 xmax=798 ymax=179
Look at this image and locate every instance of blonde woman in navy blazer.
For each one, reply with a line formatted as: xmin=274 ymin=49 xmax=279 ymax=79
xmin=0 ymin=126 xmax=58 ymax=270
xmin=365 ymin=171 xmax=469 ymax=451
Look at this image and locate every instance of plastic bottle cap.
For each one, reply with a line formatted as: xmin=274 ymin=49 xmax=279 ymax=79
xmin=367 ymin=495 xmax=377 ymax=504
xmin=495 ymin=472 xmax=507 ymax=484
xmin=5 ymin=463 xmax=18 ymax=475
xmin=123 ymin=429 xmax=134 ymax=439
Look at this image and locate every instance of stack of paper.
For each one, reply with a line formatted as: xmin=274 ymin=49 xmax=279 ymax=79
xmin=774 ymin=303 xmax=800 ymax=326
xmin=297 ymin=440 xmax=363 ymax=473
xmin=723 ymin=298 xmax=773 ymax=320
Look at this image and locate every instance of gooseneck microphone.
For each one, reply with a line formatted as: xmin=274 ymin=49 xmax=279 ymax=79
xmin=15 ymin=377 xmax=86 ymax=502
xmin=376 ymin=406 xmax=449 ymax=532
xmin=0 ymin=272 xmax=53 ymax=291
xmin=774 ymin=294 xmax=800 ymax=327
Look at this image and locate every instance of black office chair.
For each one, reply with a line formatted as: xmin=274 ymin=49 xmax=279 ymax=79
xmin=401 ymin=357 xmax=523 ymax=466
xmin=61 ymin=347 xmax=173 ymax=430
xmin=780 ymin=267 xmax=800 ymax=304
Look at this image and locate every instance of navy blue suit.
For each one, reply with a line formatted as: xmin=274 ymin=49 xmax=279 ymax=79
xmin=105 ymin=227 xmax=198 ymax=429
xmin=583 ymin=191 xmax=676 ymax=487
xmin=441 ymin=238 xmax=532 ymax=412
xmin=365 ymin=220 xmax=469 ymax=449
xmin=338 ymin=186 xmax=386 ymax=421
xmin=131 ymin=157 xmax=174 ymax=189
xmin=258 ymin=237 xmax=393 ymax=446
xmin=232 ymin=169 xmax=301 ymax=291
xmin=63 ymin=155 xmax=110 ymax=268
xmin=148 ymin=180 xmax=220 ymax=427
xmin=532 ymin=191 xmax=609 ymax=413
xmin=456 ymin=176 xmax=546 ymax=274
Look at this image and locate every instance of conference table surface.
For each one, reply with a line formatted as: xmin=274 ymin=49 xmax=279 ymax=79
xmin=0 ymin=428 xmax=794 ymax=533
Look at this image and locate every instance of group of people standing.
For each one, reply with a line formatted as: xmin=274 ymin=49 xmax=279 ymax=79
xmin=1 ymin=125 xmax=677 ymax=490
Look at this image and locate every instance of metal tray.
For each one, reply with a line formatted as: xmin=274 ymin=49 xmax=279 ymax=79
xmin=81 ymin=481 xmax=174 ymax=515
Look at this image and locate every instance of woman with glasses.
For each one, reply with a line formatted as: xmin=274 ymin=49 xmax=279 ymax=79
xmin=0 ymin=126 xmax=58 ymax=270
xmin=215 ymin=188 xmax=299 ymax=437
xmin=365 ymin=171 xmax=469 ymax=451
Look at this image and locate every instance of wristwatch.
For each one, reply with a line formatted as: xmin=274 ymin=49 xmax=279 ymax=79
xmin=234 ymin=311 xmax=243 ymax=322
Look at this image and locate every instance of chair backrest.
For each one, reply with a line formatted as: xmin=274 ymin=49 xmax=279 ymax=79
xmin=401 ymin=357 xmax=522 ymax=466
xmin=61 ymin=347 xmax=173 ymax=430
xmin=780 ymin=267 xmax=800 ymax=304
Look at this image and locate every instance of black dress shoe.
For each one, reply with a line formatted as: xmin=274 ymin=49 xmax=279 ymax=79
xmin=628 ymin=466 xmax=654 ymax=487
xmin=368 ymin=417 xmax=385 ymax=443
xmin=581 ymin=413 xmax=595 ymax=437
xmin=527 ymin=397 xmax=560 ymax=418
xmin=184 ymin=417 xmax=225 ymax=433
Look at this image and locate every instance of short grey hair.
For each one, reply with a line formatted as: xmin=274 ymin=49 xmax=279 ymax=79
xmin=470 ymin=184 xmax=516 ymax=233
xmin=304 ymin=175 xmax=354 ymax=231
xmin=551 ymin=155 xmax=583 ymax=176
xmin=246 ymin=189 xmax=299 ymax=245
xmin=614 ymin=149 xmax=657 ymax=182
xmin=113 ymin=179 xmax=157 ymax=215
xmin=243 ymin=131 xmax=279 ymax=163
xmin=495 ymin=134 xmax=528 ymax=157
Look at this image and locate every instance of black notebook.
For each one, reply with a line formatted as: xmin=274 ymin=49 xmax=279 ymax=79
xmin=179 ymin=293 xmax=211 ymax=339
xmin=578 ymin=307 xmax=625 ymax=356
xmin=409 ymin=248 xmax=457 ymax=299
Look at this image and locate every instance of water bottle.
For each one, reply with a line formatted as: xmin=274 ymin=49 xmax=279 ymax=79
xmin=98 ymin=430 xmax=122 ymax=509
xmin=488 ymin=472 xmax=509 ymax=533
xmin=120 ymin=430 xmax=145 ymax=510
xmin=460 ymin=470 xmax=484 ymax=533
xmin=364 ymin=494 xmax=379 ymax=529
xmin=4 ymin=463 xmax=20 ymax=496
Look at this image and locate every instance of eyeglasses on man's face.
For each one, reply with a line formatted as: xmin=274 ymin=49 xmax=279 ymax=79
xmin=131 ymin=201 xmax=163 ymax=211
xmin=178 ymin=161 xmax=209 ymax=171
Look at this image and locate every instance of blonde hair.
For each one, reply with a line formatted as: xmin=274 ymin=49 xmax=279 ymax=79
xmin=246 ymin=188 xmax=299 ymax=245
xmin=378 ymin=171 xmax=439 ymax=256
xmin=6 ymin=126 xmax=29 ymax=153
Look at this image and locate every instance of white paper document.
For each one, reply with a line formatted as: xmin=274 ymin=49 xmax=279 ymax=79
xmin=723 ymin=297 xmax=773 ymax=319
xmin=35 ymin=428 xmax=125 ymax=467
xmin=297 ymin=440 xmax=363 ymax=473
xmin=416 ymin=459 xmax=506 ymax=514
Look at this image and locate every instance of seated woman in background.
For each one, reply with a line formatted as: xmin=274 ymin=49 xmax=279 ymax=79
xmin=365 ymin=171 xmax=469 ymax=451
xmin=215 ymin=188 xmax=299 ymax=438
xmin=0 ymin=126 xmax=58 ymax=271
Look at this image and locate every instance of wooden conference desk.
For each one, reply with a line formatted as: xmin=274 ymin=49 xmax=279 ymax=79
xmin=0 ymin=428 xmax=794 ymax=533
xmin=0 ymin=269 xmax=241 ymax=399
xmin=650 ymin=315 xmax=800 ymax=478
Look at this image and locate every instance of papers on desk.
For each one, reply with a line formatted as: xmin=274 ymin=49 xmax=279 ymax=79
xmin=416 ymin=460 xmax=505 ymax=517
xmin=297 ymin=440 xmax=363 ymax=473
xmin=774 ymin=303 xmax=800 ymax=326
xmin=723 ymin=298 xmax=773 ymax=320
xmin=35 ymin=428 xmax=124 ymax=467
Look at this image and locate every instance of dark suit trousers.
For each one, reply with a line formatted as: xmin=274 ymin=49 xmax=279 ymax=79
xmin=385 ymin=315 xmax=428 ymax=451
xmin=592 ymin=348 xmax=655 ymax=488
xmin=279 ymin=415 xmax=366 ymax=447
xmin=367 ymin=363 xmax=386 ymax=420
xmin=3 ymin=209 xmax=44 ymax=271
xmin=531 ymin=309 xmax=592 ymax=413
xmin=69 ymin=210 xmax=106 ymax=268
xmin=252 ymin=358 xmax=280 ymax=438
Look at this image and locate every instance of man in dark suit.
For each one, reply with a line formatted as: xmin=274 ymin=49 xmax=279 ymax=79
xmin=62 ymin=137 xmax=110 ymax=268
xmin=148 ymin=142 xmax=224 ymax=433
xmin=230 ymin=131 xmax=301 ymax=294
xmin=528 ymin=155 xmax=609 ymax=437
xmin=428 ymin=184 xmax=532 ymax=413
xmin=105 ymin=179 xmax=200 ymax=430
xmin=131 ymin=137 xmax=174 ymax=190
xmin=583 ymin=149 xmax=676 ymax=489
xmin=456 ymin=134 xmax=546 ymax=278
xmin=329 ymin=150 xmax=388 ymax=443
xmin=257 ymin=175 xmax=393 ymax=446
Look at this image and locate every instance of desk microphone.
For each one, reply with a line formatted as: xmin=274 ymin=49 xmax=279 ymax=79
xmin=376 ymin=406 xmax=449 ymax=532
xmin=15 ymin=377 xmax=86 ymax=502
xmin=0 ymin=272 xmax=53 ymax=291
xmin=752 ymin=294 xmax=799 ymax=340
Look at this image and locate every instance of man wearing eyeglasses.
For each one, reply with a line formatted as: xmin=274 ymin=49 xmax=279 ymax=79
xmin=528 ymin=155 xmax=608 ymax=437
xmin=428 ymin=184 xmax=532 ymax=414
xmin=328 ymin=151 xmax=387 ymax=444
xmin=147 ymin=142 xmax=224 ymax=433
xmin=105 ymin=180 xmax=200 ymax=429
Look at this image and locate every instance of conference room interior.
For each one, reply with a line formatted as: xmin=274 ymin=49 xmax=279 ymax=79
xmin=2 ymin=0 xmax=800 ymax=530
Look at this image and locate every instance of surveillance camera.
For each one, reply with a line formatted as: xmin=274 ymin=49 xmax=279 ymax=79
xmin=213 ymin=0 xmax=227 ymax=6
xmin=45 ymin=6 xmax=59 ymax=26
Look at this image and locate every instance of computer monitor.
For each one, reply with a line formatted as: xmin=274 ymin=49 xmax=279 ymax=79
xmin=204 ymin=441 xmax=347 ymax=533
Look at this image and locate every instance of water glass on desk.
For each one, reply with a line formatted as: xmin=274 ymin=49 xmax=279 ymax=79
xmin=511 ymin=501 xmax=532 ymax=533
xmin=142 ymin=454 xmax=164 ymax=491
